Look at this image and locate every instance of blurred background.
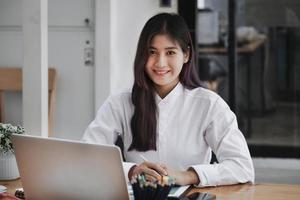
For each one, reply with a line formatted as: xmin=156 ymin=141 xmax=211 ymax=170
xmin=0 ymin=0 xmax=299 ymax=184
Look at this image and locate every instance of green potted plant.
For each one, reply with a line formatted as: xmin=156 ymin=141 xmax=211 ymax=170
xmin=0 ymin=123 xmax=25 ymax=180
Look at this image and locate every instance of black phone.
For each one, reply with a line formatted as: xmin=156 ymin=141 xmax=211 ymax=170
xmin=185 ymin=192 xmax=216 ymax=200
xmin=168 ymin=192 xmax=216 ymax=200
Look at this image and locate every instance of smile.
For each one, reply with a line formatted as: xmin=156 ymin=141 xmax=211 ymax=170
xmin=154 ymin=70 xmax=170 ymax=75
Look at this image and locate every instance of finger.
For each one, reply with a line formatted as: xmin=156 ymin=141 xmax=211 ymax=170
xmin=142 ymin=166 xmax=163 ymax=180
xmin=144 ymin=162 xmax=168 ymax=176
xmin=132 ymin=164 xmax=161 ymax=179
xmin=144 ymin=174 xmax=158 ymax=182
xmin=159 ymin=164 xmax=168 ymax=170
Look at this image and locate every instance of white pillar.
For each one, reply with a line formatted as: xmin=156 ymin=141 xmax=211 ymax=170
xmin=22 ymin=0 xmax=48 ymax=137
xmin=94 ymin=0 xmax=112 ymax=112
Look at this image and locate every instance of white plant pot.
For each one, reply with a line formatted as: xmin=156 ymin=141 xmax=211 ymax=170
xmin=0 ymin=151 xmax=20 ymax=180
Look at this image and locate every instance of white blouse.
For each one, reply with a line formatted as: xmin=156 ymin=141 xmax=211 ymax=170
xmin=82 ymin=83 xmax=254 ymax=187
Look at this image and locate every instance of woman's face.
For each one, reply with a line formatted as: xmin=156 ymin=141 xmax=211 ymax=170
xmin=145 ymin=34 xmax=189 ymax=97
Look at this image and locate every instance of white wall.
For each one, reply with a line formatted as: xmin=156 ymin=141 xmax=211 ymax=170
xmin=0 ymin=0 xmax=177 ymax=140
xmin=109 ymin=0 xmax=177 ymax=93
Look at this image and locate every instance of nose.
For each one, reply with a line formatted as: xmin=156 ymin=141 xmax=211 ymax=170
xmin=155 ymin=54 xmax=167 ymax=68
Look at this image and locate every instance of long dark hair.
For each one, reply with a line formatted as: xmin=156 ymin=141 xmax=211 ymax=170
xmin=129 ymin=13 xmax=202 ymax=151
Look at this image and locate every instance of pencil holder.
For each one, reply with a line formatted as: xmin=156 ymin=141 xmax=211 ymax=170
xmin=130 ymin=174 xmax=175 ymax=200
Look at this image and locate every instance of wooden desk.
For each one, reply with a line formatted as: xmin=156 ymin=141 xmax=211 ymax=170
xmin=0 ymin=179 xmax=22 ymax=199
xmin=188 ymin=183 xmax=300 ymax=200
xmin=1 ymin=179 xmax=300 ymax=200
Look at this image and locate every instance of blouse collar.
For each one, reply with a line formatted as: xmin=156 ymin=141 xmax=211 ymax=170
xmin=155 ymin=82 xmax=184 ymax=106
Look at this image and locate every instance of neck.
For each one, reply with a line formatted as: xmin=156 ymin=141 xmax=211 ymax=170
xmin=155 ymin=81 xmax=179 ymax=99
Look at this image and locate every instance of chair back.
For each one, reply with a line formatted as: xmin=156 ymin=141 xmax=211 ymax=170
xmin=0 ymin=67 xmax=57 ymax=136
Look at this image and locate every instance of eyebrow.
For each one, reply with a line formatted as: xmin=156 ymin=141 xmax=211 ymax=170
xmin=149 ymin=46 xmax=179 ymax=50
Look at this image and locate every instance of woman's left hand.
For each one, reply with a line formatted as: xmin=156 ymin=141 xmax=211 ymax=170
xmin=163 ymin=165 xmax=200 ymax=186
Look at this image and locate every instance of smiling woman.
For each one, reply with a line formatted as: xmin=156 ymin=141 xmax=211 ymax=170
xmin=82 ymin=13 xmax=254 ymax=188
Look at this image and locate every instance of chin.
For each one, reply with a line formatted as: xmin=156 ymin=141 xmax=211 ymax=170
xmin=153 ymin=80 xmax=170 ymax=86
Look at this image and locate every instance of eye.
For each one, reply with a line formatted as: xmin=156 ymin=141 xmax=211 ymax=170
xmin=149 ymin=49 xmax=156 ymax=55
xmin=166 ymin=51 xmax=176 ymax=55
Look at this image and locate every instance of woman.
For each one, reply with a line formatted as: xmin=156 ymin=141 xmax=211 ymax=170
xmin=83 ymin=13 xmax=254 ymax=187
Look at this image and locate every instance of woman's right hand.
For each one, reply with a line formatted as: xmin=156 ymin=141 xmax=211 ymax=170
xmin=128 ymin=162 xmax=168 ymax=182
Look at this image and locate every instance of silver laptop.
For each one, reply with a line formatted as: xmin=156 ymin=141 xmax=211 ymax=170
xmin=12 ymin=134 xmax=130 ymax=200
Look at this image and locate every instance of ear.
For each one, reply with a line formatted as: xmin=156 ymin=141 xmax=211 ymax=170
xmin=184 ymin=51 xmax=190 ymax=63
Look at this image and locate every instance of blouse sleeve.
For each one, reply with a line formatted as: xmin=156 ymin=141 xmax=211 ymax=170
xmin=82 ymin=95 xmax=136 ymax=183
xmin=82 ymin=95 xmax=123 ymax=144
xmin=190 ymin=97 xmax=255 ymax=187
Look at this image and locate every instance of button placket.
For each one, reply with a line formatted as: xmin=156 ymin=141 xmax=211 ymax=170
xmin=158 ymin=102 xmax=165 ymax=133
xmin=158 ymin=100 xmax=170 ymax=162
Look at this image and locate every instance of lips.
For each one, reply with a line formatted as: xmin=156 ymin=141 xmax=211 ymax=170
xmin=153 ymin=69 xmax=170 ymax=75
